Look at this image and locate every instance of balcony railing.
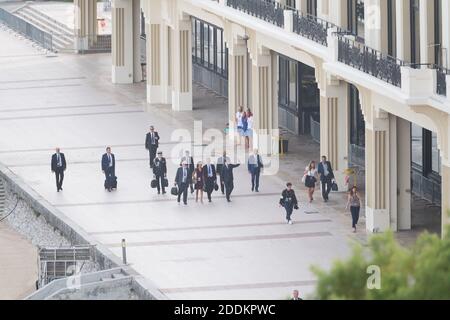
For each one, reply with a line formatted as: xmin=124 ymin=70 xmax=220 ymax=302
xmin=436 ymin=67 xmax=448 ymax=97
xmin=337 ymin=35 xmax=404 ymax=87
xmin=292 ymin=11 xmax=334 ymax=46
xmin=226 ymin=0 xmax=284 ymax=28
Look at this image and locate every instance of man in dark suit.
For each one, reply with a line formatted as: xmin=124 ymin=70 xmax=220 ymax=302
xmin=101 ymin=147 xmax=116 ymax=192
xmin=291 ymin=290 xmax=303 ymax=301
xmin=203 ymin=158 xmax=217 ymax=202
xmin=181 ymin=150 xmax=195 ymax=193
xmin=51 ymin=147 xmax=66 ymax=192
xmin=221 ymin=160 xmax=240 ymax=202
xmin=175 ymin=161 xmax=191 ymax=205
xmin=247 ymin=149 xmax=264 ymax=192
xmin=153 ymin=151 xmax=167 ymax=194
xmin=145 ymin=125 xmax=160 ymax=169
xmin=317 ymin=156 xmax=335 ymax=202
xmin=216 ymin=151 xmax=230 ymax=195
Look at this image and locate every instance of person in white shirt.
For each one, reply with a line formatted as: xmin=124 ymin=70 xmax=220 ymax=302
xmin=303 ymin=161 xmax=319 ymax=203
xmin=235 ymin=106 xmax=244 ymax=146
xmin=243 ymin=108 xmax=253 ymax=150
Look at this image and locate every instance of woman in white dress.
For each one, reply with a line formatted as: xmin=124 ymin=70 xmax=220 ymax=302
xmin=302 ymin=161 xmax=319 ymax=203
xmin=243 ymin=108 xmax=253 ymax=150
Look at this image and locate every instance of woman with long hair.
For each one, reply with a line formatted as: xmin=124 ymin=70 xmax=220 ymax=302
xmin=193 ymin=162 xmax=205 ymax=203
xmin=345 ymin=186 xmax=361 ymax=233
xmin=302 ymin=161 xmax=318 ymax=203
xmin=243 ymin=108 xmax=253 ymax=150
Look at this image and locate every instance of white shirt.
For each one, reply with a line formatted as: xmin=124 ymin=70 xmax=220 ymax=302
xmin=56 ymin=153 xmax=62 ymax=167
xmin=108 ymin=154 xmax=113 ymax=167
xmin=247 ymin=116 xmax=253 ymax=130
xmin=236 ymin=112 xmax=243 ymax=127
xmin=305 ymin=167 xmax=317 ymax=177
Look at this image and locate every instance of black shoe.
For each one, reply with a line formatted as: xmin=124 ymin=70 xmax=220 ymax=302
xmin=184 ymin=202 xmax=187 ymax=205
xmin=255 ymin=189 xmax=259 ymax=193
xmin=157 ymin=191 xmax=160 ymax=194
xmin=57 ymin=189 xmax=60 ymax=192
xmin=162 ymin=191 xmax=166 ymax=194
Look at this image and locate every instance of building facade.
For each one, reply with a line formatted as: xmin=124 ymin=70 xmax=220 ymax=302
xmin=74 ymin=0 xmax=450 ymax=235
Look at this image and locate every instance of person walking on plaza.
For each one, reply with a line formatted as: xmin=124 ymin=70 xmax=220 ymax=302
xmin=345 ymin=186 xmax=361 ymax=233
xmin=221 ymin=159 xmax=240 ymax=202
xmin=175 ymin=161 xmax=191 ymax=205
xmin=203 ymin=158 xmax=217 ymax=203
xmin=318 ymin=156 xmax=335 ymax=202
xmin=193 ymin=162 xmax=205 ymax=203
xmin=51 ymin=147 xmax=66 ymax=192
xmin=248 ymin=148 xmax=263 ymax=192
xmin=216 ymin=151 xmax=230 ymax=195
xmin=302 ymin=161 xmax=318 ymax=203
xmin=101 ymin=147 xmax=116 ymax=192
xmin=153 ymin=151 xmax=167 ymax=194
xmin=145 ymin=125 xmax=160 ymax=169
xmin=181 ymin=150 xmax=195 ymax=194
xmin=279 ymin=182 xmax=299 ymax=225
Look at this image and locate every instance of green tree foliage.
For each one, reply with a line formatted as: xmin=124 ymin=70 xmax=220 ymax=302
xmin=311 ymin=222 xmax=450 ymax=300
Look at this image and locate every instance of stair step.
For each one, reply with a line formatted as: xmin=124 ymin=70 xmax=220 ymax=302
xmin=111 ymin=273 xmax=126 ymax=279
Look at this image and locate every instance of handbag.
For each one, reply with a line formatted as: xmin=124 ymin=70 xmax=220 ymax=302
xmin=214 ymin=182 xmax=219 ymax=191
xmin=162 ymin=178 xmax=169 ymax=188
xmin=171 ymin=186 xmax=178 ymax=196
xmin=151 ymin=179 xmax=158 ymax=189
xmin=331 ymin=181 xmax=338 ymax=192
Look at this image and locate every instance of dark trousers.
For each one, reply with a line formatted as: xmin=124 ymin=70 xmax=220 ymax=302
xmin=321 ymin=177 xmax=332 ymax=200
xmin=149 ymin=146 xmax=157 ymax=168
xmin=251 ymin=168 xmax=261 ymax=191
xmin=205 ymin=178 xmax=214 ymax=201
xmin=219 ymin=175 xmax=225 ymax=194
xmin=54 ymin=168 xmax=64 ymax=191
xmin=284 ymin=204 xmax=294 ymax=221
xmin=104 ymin=167 xmax=114 ymax=189
xmin=350 ymin=206 xmax=360 ymax=228
xmin=177 ymin=182 xmax=188 ymax=204
xmin=155 ymin=175 xmax=165 ymax=193
xmin=225 ymin=181 xmax=234 ymax=201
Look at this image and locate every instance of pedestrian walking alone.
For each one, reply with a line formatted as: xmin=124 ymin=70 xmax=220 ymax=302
xmin=51 ymin=147 xmax=66 ymax=192
xmin=153 ymin=151 xmax=167 ymax=194
xmin=101 ymin=147 xmax=116 ymax=192
xmin=318 ymin=156 xmax=335 ymax=202
xmin=345 ymin=186 xmax=361 ymax=233
xmin=302 ymin=161 xmax=318 ymax=203
xmin=248 ymin=149 xmax=263 ymax=192
xmin=203 ymin=158 xmax=217 ymax=203
xmin=279 ymin=182 xmax=299 ymax=225
xmin=145 ymin=125 xmax=160 ymax=169
xmin=193 ymin=162 xmax=205 ymax=203
xmin=175 ymin=161 xmax=191 ymax=205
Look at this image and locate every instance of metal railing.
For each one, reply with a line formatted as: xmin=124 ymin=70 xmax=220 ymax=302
xmin=0 ymin=7 xmax=54 ymax=51
xmin=226 ymin=0 xmax=284 ymax=28
xmin=292 ymin=10 xmax=334 ymax=46
xmin=337 ymin=35 xmax=404 ymax=87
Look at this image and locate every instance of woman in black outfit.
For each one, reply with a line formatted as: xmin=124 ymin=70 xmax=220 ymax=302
xmin=279 ymin=182 xmax=299 ymax=225
xmin=193 ymin=162 xmax=204 ymax=203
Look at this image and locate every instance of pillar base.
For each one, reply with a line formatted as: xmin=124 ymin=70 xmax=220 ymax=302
xmin=75 ymin=37 xmax=88 ymax=52
xmin=112 ymin=66 xmax=133 ymax=84
xmin=172 ymin=92 xmax=192 ymax=111
xmin=365 ymin=207 xmax=390 ymax=233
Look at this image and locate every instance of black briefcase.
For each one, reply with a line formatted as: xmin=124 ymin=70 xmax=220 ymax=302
xmin=151 ymin=179 xmax=158 ymax=189
xmin=214 ymin=183 xmax=219 ymax=191
xmin=171 ymin=186 xmax=178 ymax=196
xmin=331 ymin=181 xmax=338 ymax=192
xmin=162 ymin=178 xmax=169 ymax=188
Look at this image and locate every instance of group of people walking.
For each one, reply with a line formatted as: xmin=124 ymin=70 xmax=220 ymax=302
xmin=50 ymin=125 xmax=361 ymax=232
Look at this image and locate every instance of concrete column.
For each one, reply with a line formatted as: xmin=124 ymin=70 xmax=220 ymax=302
xmin=171 ymin=16 xmax=192 ymax=111
xmin=329 ymin=0 xmax=348 ymax=28
xmin=319 ymin=80 xmax=349 ymax=191
xmin=419 ymin=0 xmax=435 ymax=66
xmin=396 ymin=117 xmax=412 ymax=230
xmin=395 ymin=0 xmax=411 ymax=61
xmin=365 ymin=110 xmax=391 ymax=233
xmin=112 ymin=0 xmax=134 ymax=84
xmin=132 ymin=0 xmax=142 ymax=83
xmin=364 ymin=0 xmax=388 ymax=53
xmin=441 ymin=0 xmax=450 ymax=69
xmin=228 ymin=39 xmax=248 ymax=124
xmin=295 ymin=0 xmax=307 ymax=12
xmin=74 ymin=0 xmax=97 ymax=52
xmin=251 ymin=49 xmax=276 ymax=155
